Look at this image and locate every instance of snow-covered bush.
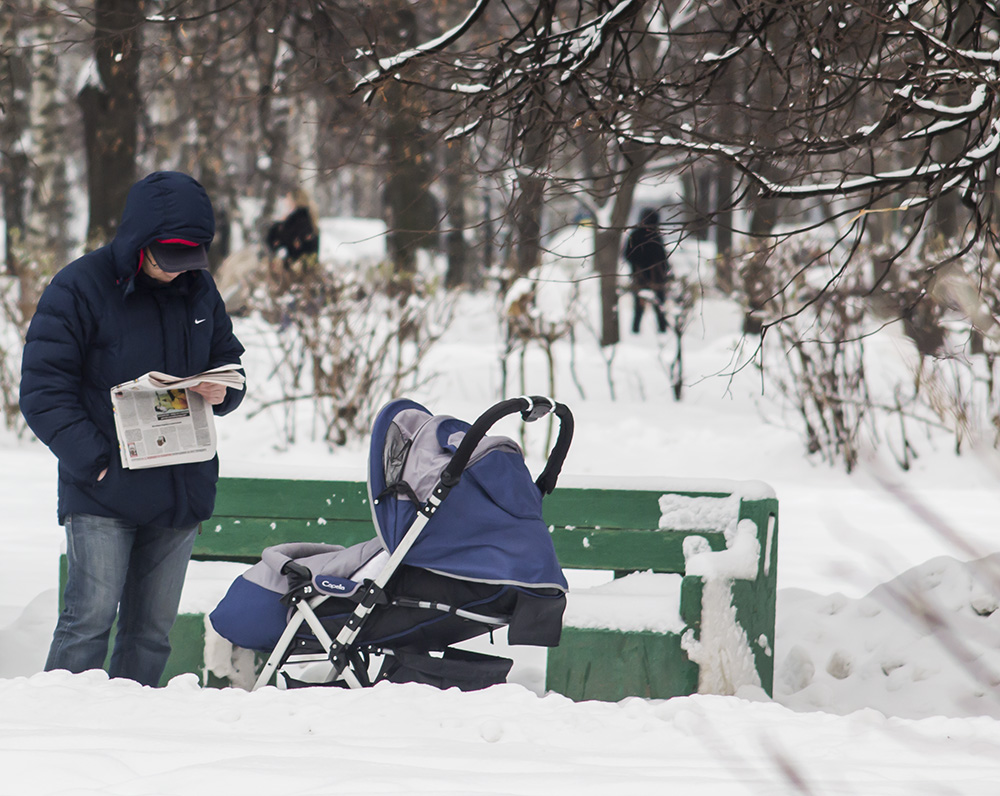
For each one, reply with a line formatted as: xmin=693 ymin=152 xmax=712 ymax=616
xmin=500 ymin=223 xmax=601 ymax=402
xmin=0 ymin=234 xmax=59 ymax=434
xmin=754 ymin=237 xmax=1000 ymax=471
xmin=498 ymin=221 xmax=702 ymax=409
xmin=661 ymin=273 xmax=699 ymax=401
xmin=0 ymin=276 xmax=26 ymax=432
xmin=238 ymin=261 xmax=452 ymax=448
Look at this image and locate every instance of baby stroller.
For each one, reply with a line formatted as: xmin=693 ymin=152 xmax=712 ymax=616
xmin=209 ymin=396 xmax=573 ymax=691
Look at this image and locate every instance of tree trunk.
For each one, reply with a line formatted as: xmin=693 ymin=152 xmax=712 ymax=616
xmin=249 ymin=5 xmax=291 ymax=234
xmin=714 ymin=159 xmax=736 ymax=292
xmin=513 ymin=173 xmax=546 ymax=277
xmin=591 ymin=8 xmax=659 ymax=346
xmin=383 ymin=84 xmax=437 ymax=289
xmin=177 ymin=3 xmax=230 ymax=270
xmin=594 ymin=143 xmax=655 ymax=347
xmin=0 ymin=3 xmax=30 ymax=276
xmin=713 ymin=64 xmax=737 ymax=269
xmin=510 ymin=2 xmax=557 ymax=279
xmin=683 ymin=170 xmax=713 ymax=241
xmin=28 ymin=7 xmax=73 ymax=273
xmin=78 ymin=0 xmax=143 ymax=248
xmin=593 ymin=226 xmax=621 ymax=347
xmin=745 ymin=45 xmax=782 ymax=239
xmin=931 ymin=1 xmax=977 ymax=244
xmin=443 ymin=139 xmax=470 ymax=289
xmin=512 ymin=82 xmax=552 ymax=278
xmin=380 ymin=5 xmax=437 ymax=290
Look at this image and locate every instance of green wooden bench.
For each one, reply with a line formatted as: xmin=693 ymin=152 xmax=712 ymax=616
xmin=60 ymin=476 xmax=778 ymax=700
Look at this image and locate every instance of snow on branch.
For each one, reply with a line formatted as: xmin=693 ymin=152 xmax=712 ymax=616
xmin=556 ymin=0 xmax=645 ymax=83
xmin=353 ymin=0 xmax=493 ymax=99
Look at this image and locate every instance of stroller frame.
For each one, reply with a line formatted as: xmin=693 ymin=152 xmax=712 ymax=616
xmin=251 ymin=395 xmax=573 ymax=691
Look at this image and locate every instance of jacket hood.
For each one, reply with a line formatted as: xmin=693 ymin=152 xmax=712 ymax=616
xmin=110 ymin=172 xmax=215 ymax=279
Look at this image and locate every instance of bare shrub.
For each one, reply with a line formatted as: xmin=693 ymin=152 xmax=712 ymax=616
xmin=240 ymin=263 xmax=452 ymax=448
xmin=499 ymin=234 xmax=600 ymax=402
xmin=0 ymin=234 xmax=60 ymax=433
xmin=754 ymin=237 xmax=1000 ymax=471
xmin=0 ymin=277 xmax=26 ymax=431
xmin=502 ymin=276 xmax=573 ymax=402
xmin=765 ymin=291 xmax=871 ymax=473
xmin=660 ymin=274 xmax=699 ymax=402
xmin=500 ymin=267 xmax=581 ymax=452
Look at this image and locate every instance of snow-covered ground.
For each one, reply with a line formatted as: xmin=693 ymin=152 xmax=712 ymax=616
xmin=3 ymin=240 xmax=1000 ymax=793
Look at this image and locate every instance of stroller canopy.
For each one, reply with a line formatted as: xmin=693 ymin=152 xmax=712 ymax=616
xmin=368 ymin=399 xmax=568 ymax=591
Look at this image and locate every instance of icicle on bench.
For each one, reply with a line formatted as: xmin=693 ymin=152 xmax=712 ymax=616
xmin=57 ymin=477 xmax=778 ymax=699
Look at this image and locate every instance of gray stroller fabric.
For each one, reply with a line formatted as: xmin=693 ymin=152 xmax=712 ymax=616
xmin=208 ymin=537 xmax=387 ymax=652
xmin=247 ymin=537 xmax=386 ymax=595
xmin=386 ymin=409 xmax=522 ymax=503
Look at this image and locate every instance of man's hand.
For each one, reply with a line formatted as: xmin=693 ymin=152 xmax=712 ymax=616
xmin=190 ymin=382 xmax=227 ymax=405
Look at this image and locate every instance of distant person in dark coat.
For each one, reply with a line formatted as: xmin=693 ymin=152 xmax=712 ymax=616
xmin=624 ymin=208 xmax=672 ymax=334
xmin=20 ymin=171 xmax=246 ymax=686
xmin=266 ymin=188 xmax=319 ymax=271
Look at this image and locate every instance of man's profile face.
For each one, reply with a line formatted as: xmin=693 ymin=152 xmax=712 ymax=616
xmin=142 ymin=248 xmax=183 ymax=283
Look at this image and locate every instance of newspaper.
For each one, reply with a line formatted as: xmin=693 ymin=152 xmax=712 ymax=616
xmin=110 ymin=365 xmax=245 ymax=470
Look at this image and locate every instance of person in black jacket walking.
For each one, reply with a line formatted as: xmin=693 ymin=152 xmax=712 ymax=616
xmin=624 ymin=208 xmax=672 ymax=334
xmin=20 ymin=171 xmax=246 ymax=686
xmin=266 ymin=188 xmax=319 ymax=270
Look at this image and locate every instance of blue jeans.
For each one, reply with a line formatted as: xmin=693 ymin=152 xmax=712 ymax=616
xmin=46 ymin=513 xmax=198 ymax=686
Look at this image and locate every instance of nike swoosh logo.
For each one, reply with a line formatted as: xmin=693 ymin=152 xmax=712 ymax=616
xmin=195 ymin=318 xmax=207 ymax=325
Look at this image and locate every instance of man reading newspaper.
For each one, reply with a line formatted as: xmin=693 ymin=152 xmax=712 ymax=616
xmin=20 ymin=172 xmax=247 ymax=687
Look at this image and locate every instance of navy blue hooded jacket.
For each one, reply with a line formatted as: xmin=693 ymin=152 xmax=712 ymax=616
xmin=20 ymin=171 xmax=246 ymax=528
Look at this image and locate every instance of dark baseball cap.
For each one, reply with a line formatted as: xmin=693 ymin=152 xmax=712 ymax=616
xmin=147 ymin=238 xmax=210 ymax=273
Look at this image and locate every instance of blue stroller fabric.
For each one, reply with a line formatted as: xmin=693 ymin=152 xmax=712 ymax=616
xmin=210 ymin=399 xmax=567 ymax=656
xmin=210 ymin=538 xmax=384 ymax=651
xmin=369 ymin=399 xmax=568 ymax=590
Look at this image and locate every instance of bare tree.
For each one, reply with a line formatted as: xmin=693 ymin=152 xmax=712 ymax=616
xmin=78 ymin=0 xmax=143 ymax=247
xmin=0 ymin=3 xmax=80 ymax=431
xmin=351 ymin=0 xmax=1000 ymax=340
xmin=0 ymin=1 xmax=32 ymax=278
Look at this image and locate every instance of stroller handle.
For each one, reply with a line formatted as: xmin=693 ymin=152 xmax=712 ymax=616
xmin=440 ymin=396 xmax=574 ymax=495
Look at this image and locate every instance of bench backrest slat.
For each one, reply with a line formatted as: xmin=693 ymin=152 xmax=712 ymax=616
xmin=203 ymin=479 xmax=757 ymax=574
xmin=212 ymin=478 xmax=372 ymax=521
xmin=541 ymin=487 xmax=731 ymax=531
xmin=551 ymin=528 xmax=726 ymax=572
